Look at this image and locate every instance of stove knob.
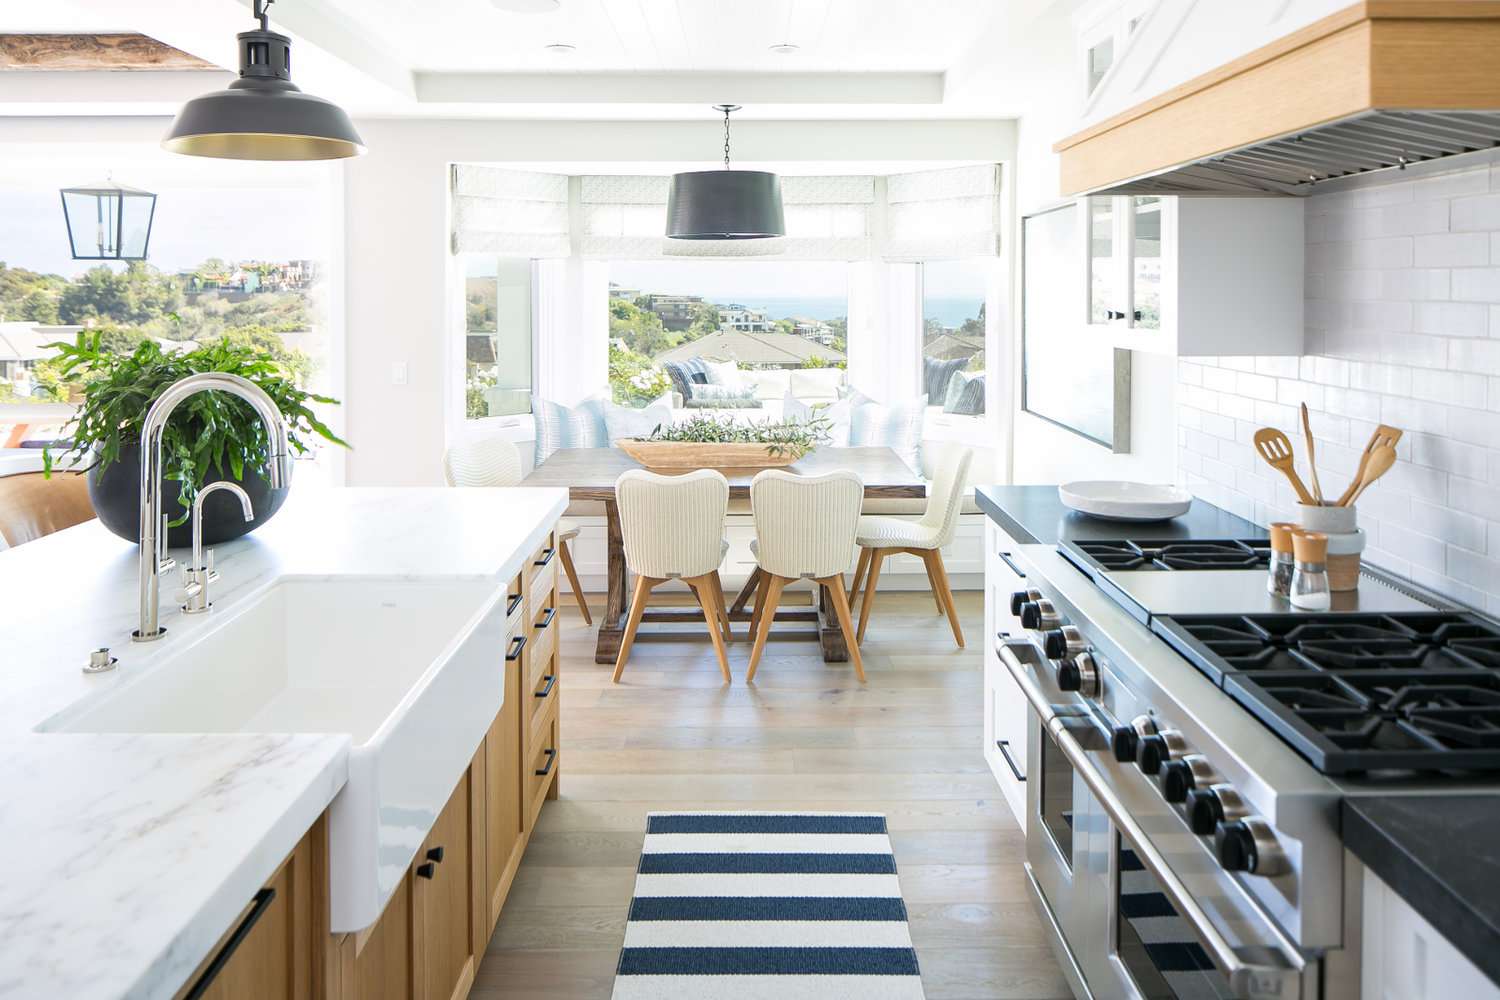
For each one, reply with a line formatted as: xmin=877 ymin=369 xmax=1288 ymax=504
xmin=1056 ymin=652 xmax=1099 ymax=697
xmin=1160 ymin=755 xmax=1218 ymax=804
xmin=1215 ymin=818 xmax=1289 ymax=877
xmin=1110 ymin=715 xmax=1157 ymax=762
xmin=1022 ymin=600 xmax=1060 ymax=631
xmin=1187 ymin=784 xmax=1249 ymax=836
xmin=1041 ymin=625 xmax=1084 ymax=660
xmin=1135 ymin=729 xmax=1186 ymax=776
xmin=1009 ymin=589 xmax=1039 ymax=615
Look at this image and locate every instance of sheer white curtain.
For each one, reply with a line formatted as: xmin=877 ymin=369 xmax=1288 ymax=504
xmin=884 ymin=164 xmax=1004 ymax=262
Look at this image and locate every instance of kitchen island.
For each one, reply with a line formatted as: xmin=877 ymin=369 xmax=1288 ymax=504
xmin=0 ymin=485 xmax=567 ymax=1000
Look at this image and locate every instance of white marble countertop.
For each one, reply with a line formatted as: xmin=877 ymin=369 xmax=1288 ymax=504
xmin=0 ymin=485 xmax=569 ymax=999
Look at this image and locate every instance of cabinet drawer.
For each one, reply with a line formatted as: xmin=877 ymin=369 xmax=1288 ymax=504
xmin=527 ymin=699 xmax=559 ymax=826
xmin=524 ymin=531 xmax=556 ymax=588
xmin=527 ymin=555 xmax=557 ymax=620
xmin=504 ymin=573 xmax=525 ymax=635
xmin=526 ymin=605 xmax=558 ymax=692
xmin=528 ymin=662 xmax=558 ymax=743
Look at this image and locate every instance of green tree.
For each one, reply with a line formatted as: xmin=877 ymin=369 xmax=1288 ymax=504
xmin=0 ymin=263 xmax=67 ymax=323
xmin=609 ymin=298 xmax=675 ymax=357
xmin=58 ymin=262 xmax=182 ymax=327
xmin=682 ymin=303 xmax=721 ymax=342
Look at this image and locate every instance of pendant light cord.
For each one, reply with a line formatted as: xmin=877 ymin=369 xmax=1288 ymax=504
xmin=723 ymin=107 xmax=732 ymax=170
xmin=255 ymin=0 xmax=275 ymax=30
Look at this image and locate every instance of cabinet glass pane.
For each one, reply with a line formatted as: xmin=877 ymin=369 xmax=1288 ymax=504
xmin=1088 ymin=197 xmax=1116 ymax=325
xmin=1132 ymin=197 xmax=1162 ymax=331
xmin=1088 ymin=37 xmax=1114 ymax=94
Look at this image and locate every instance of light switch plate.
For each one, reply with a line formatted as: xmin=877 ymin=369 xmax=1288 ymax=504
xmin=391 ymin=361 xmax=408 ymax=386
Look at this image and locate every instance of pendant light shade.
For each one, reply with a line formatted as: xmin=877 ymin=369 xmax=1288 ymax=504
xmin=163 ymin=1 xmax=364 ymax=161
xmin=59 ymin=180 xmax=156 ymax=261
xmin=666 ymin=106 xmax=784 ymax=240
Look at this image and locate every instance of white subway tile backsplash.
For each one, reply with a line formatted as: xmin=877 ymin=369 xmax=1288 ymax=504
xmin=1236 ymin=371 xmax=1279 ymax=401
xmin=1254 ymin=356 xmax=1301 ymax=379
xmin=1200 ymin=411 xmax=1236 ymax=441
xmin=1277 ymin=378 xmax=1324 ymax=409
xmin=1452 ymin=193 xmax=1500 ymax=232
xmin=1179 ymin=361 xmax=1203 ymax=386
xmin=1218 ymin=393 xmax=1256 ymax=421
xmin=1409 ymin=432 xmax=1488 ymax=480
xmin=1450 ymin=338 xmax=1500 ymax=375
xmin=1449 ymin=477 xmax=1500 ymax=520
xmin=1349 ymin=362 xmax=1413 ymax=396
xmin=1323 ymin=386 xmax=1383 ymax=422
xmin=1381 ymin=268 xmax=1451 ymax=302
xmin=1377 ymin=522 xmax=1448 ymax=574
xmin=1414 ymin=232 xmax=1490 ymax=267
xmin=1413 ymin=166 xmax=1491 ymax=203
xmin=1378 ymin=199 xmax=1449 ymax=236
xmin=1448 ymin=546 xmax=1500 ymax=594
xmin=1202 ymin=366 xmax=1238 ymax=394
xmin=1414 ymin=301 xmax=1489 ymax=338
xmin=1452 ymin=268 xmax=1500 ymax=303
xmin=1447 ymin=407 xmax=1500 ymax=447
xmin=1410 ymin=499 xmax=1489 ymax=553
xmin=1409 ymin=369 xmax=1488 ymax=409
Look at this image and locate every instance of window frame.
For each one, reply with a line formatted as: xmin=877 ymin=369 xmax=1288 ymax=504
xmin=449 ymin=255 xmax=539 ymax=434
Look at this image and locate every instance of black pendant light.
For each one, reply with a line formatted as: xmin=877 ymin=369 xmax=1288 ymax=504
xmin=666 ymin=105 xmax=784 ymax=240
xmin=59 ymin=179 xmax=156 ymax=260
xmin=163 ymin=0 xmax=364 ymax=161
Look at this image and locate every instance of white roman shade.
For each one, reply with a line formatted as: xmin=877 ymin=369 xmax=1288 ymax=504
xmin=885 ymin=164 xmax=1003 ymax=261
xmin=580 ymin=174 xmax=874 ymax=260
xmin=451 ymin=165 xmax=570 ymax=258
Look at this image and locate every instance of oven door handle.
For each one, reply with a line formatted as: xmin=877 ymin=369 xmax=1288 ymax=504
xmin=997 ymin=635 xmax=1064 ymax=724
xmin=1045 ymin=713 xmax=1308 ymax=999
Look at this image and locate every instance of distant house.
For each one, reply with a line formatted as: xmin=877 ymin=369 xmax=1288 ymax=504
xmin=719 ymin=305 xmax=772 ymax=334
xmin=655 ymin=330 xmax=846 ymax=369
xmin=0 ymin=323 xmax=82 ymax=378
xmin=923 ymin=332 xmax=984 ymax=364
xmin=640 ymin=294 xmax=703 ymax=331
xmin=792 ymin=318 xmax=836 ymax=345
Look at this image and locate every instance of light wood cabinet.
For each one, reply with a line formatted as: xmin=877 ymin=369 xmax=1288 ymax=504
xmin=415 ymin=767 xmax=486 ymax=1000
xmin=177 ymin=816 xmax=328 ymax=1000
xmin=484 ymin=607 xmax=528 ymax=931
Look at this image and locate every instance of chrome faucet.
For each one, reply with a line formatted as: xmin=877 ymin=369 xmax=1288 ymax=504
xmin=135 ymin=373 xmax=292 ymax=641
xmin=179 ymin=481 xmax=254 ymax=615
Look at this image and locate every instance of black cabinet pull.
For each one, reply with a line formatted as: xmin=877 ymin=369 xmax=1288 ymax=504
xmin=536 ymin=607 xmax=556 ymax=629
xmin=416 ymin=861 xmax=436 ymax=880
xmin=506 ymin=593 xmax=523 ymax=616
xmin=505 ymin=635 xmax=527 ymax=662
xmin=426 ymin=846 xmax=445 ymax=864
xmin=182 ymin=887 xmax=276 ymax=1000
xmin=534 ymin=747 xmax=557 ymax=777
xmin=998 ymin=551 xmax=1026 ymax=579
xmin=534 ymin=674 xmax=556 ymax=699
xmin=996 ymin=739 xmax=1027 ymax=783
xmin=533 ymin=547 xmax=555 ymax=568
xmin=1132 ymin=309 xmax=1143 ymax=322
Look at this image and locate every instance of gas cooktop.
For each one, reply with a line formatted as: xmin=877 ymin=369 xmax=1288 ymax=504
xmin=1154 ymin=612 xmax=1500 ymax=775
xmin=1066 ymin=539 xmax=1271 ymax=574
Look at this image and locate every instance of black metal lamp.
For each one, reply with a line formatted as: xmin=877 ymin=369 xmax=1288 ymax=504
xmin=59 ymin=180 xmax=157 ymax=261
xmin=666 ymin=105 xmax=784 ymax=240
xmin=163 ymin=0 xmax=364 ymax=161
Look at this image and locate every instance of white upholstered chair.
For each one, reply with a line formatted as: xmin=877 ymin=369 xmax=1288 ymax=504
xmin=613 ymin=468 xmax=733 ymax=684
xmin=850 ymin=445 xmax=972 ymax=648
xmin=443 ymin=435 xmax=592 ymax=625
xmin=746 ymin=469 xmax=865 ymax=683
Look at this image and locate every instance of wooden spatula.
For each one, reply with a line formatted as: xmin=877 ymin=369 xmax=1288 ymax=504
xmin=1253 ymin=427 xmax=1316 ymax=505
xmin=1337 ymin=424 xmax=1403 ymax=506
xmin=1300 ymin=403 xmax=1324 ymax=505
xmin=1345 ymin=444 xmax=1397 ymax=507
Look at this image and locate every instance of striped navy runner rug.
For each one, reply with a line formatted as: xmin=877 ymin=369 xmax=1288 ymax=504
xmin=611 ymin=812 xmax=925 ymax=999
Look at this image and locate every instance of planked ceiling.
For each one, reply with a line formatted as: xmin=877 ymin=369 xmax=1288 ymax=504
xmin=327 ymin=0 xmax=1002 ymax=73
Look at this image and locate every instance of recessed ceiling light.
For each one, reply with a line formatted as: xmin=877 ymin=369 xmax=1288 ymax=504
xmin=768 ymin=42 xmax=800 ymax=55
xmin=491 ymin=0 xmax=560 ymax=12
xmin=544 ymin=42 xmax=576 ymax=55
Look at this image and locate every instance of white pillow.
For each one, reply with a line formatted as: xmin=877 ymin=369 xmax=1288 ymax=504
xmin=789 ymin=367 xmax=845 ymax=402
xmin=745 ymin=368 xmax=792 ymax=401
xmin=604 ymin=401 xmax=673 ymax=443
xmin=849 ymin=393 xmax=927 ymax=472
xmin=787 ymin=393 xmax=852 ymax=447
xmin=703 ymin=359 xmax=746 ymax=393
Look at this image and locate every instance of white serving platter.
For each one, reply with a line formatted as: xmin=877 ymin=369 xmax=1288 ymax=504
xmin=1059 ymin=480 xmax=1193 ymax=522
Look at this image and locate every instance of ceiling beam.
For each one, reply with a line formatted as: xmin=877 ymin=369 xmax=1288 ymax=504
xmin=0 ymin=33 xmax=216 ymax=71
xmin=0 ymin=69 xmax=232 ymax=106
xmin=414 ymin=71 xmax=945 ymax=106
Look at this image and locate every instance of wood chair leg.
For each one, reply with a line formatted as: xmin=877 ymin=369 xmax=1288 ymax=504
xmin=913 ymin=546 xmax=945 ymax=615
xmin=558 ymin=538 xmax=592 ymax=625
xmin=820 ymin=574 xmax=866 ymax=683
xmin=712 ymin=570 xmax=734 ymax=643
xmin=748 ymin=570 xmax=768 ymax=639
xmin=856 ymin=549 xmax=887 ymax=644
xmin=746 ymin=574 xmax=787 ymax=683
xmin=922 ymin=549 xmax=966 ymax=648
xmin=612 ymin=575 xmax=657 ymax=683
xmin=688 ymin=574 xmax=733 ymax=684
xmin=849 ymin=547 xmax=872 ymax=611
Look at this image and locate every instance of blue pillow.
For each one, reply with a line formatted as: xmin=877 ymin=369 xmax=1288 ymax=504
xmin=662 ymin=359 xmax=710 ymax=399
xmin=943 ymin=371 xmax=985 ymax=416
xmin=532 ymin=395 xmax=608 ymax=466
xmin=923 ymin=356 xmax=967 ymax=403
xmin=850 ymin=394 xmax=927 ymax=473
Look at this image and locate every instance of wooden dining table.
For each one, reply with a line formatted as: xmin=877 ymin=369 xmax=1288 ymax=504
xmin=521 ymin=446 xmax=926 ymax=664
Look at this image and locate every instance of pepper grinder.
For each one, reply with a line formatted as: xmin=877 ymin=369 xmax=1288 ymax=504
xmin=1290 ymin=530 xmax=1331 ymax=611
xmin=1266 ymin=522 xmax=1298 ymax=598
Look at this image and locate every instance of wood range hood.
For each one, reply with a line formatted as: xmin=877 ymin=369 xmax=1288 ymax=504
xmin=1055 ymin=1 xmax=1500 ymax=196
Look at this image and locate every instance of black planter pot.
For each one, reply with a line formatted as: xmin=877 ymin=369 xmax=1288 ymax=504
xmin=88 ymin=441 xmax=290 ymax=548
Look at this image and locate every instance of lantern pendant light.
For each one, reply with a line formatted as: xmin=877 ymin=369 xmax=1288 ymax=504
xmin=163 ymin=0 xmax=364 ymax=161
xmin=666 ymin=105 xmax=785 ymax=240
xmin=59 ymin=178 xmax=157 ymax=261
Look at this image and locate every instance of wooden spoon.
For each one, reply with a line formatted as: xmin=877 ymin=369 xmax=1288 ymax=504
xmin=1345 ymin=444 xmax=1397 ymax=507
xmin=1337 ymin=424 xmax=1403 ymax=506
xmin=1300 ymin=403 xmax=1324 ymax=505
xmin=1253 ymin=428 xmax=1316 ymax=505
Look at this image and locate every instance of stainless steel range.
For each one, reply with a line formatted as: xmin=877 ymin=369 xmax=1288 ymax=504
xmin=998 ymin=538 xmax=1499 ymax=1000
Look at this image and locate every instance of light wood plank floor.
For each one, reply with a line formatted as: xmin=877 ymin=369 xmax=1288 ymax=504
xmin=474 ymin=589 xmax=1071 ymax=1000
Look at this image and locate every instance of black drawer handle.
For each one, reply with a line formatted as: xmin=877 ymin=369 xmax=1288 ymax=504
xmin=533 ymin=547 xmax=555 ymax=568
xmin=534 ymin=674 xmax=556 ymax=699
xmin=534 ymin=747 xmax=557 ymax=777
xmin=996 ymin=739 xmax=1027 ymax=783
xmin=507 ymin=593 xmax=523 ymax=616
xmin=536 ymin=607 xmax=556 ymax=629
xmin=426 ymin=846 xmax=445 ymax=864
xmin=183 ymin=887 xmax=276 ymax=1000
xmin=416 ymin=861 xmax=435 ymax=880
xmin=998 ymin=551 xmax=1026 ymax=579
xmin=506 ymin=635 xmax=526 ymax=662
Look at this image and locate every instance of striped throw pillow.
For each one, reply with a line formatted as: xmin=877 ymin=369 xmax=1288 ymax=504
xmin=532 ymin=395 xmax=608 ymax=466
xmin=850 ymin=393 xmax=927 ymax=473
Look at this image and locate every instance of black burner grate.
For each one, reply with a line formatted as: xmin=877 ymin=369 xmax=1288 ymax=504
xmin=1154 ymin=612 xmax=1500 ymax=774
xmin=1070 ymin=539 xmax=1270 ymax=573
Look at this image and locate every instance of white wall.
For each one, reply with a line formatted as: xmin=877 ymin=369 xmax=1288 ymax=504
xmin=1179 ymin=153 xmax=1500 ymax=613
xmin=341 ymin=117 xmax=1016 ymax=485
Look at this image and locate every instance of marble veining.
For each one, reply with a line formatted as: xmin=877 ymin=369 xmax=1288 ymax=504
xmin=0 ymin=486 xmax=569 ymax=999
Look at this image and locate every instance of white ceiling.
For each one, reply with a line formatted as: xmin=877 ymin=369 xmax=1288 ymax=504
xmin=339 ymin=0 xmax=1000 ymax=73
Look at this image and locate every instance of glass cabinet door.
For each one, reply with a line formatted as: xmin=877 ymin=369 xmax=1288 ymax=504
xmin=1130 ymin=197 xmax=1162 ymax=331
xmin=1088 ymin=197 xmax=1117 ymax=325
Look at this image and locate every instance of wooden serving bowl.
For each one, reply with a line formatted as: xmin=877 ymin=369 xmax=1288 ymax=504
xmin=616 ymin=439 xmax=801 ymax=473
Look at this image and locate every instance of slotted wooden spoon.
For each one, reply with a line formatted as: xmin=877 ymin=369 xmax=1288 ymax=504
xmin=1253 ymin=427 xmax=1316 ymax=504
xmin=1337 ymin=424 xmax=1403 ymax=506
xmin=1345 ymin=444 xmax=1397 ymax=507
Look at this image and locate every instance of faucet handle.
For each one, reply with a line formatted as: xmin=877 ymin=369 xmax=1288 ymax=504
xmin=206 ymin=548 xmax=219 ymax=583
xmin=157 ymin=513 xmax=177 ymax=573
